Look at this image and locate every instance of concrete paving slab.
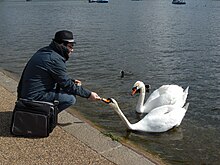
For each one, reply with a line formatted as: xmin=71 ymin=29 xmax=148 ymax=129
xmin=59 ymin=111 xmax=121 ymax=153
xmin=0 ymin=70 xmax=18 ymax=94
xmin=102 ymin=144 xmax=155 ymax=165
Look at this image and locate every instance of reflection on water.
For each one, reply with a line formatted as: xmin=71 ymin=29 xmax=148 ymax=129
xmin=0 ymin=0 xmax=220 ymax=164
xmin=125 ymin=127 xmax=184 ymax=141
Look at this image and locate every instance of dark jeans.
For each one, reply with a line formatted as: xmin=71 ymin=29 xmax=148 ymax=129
xmin=41 ymin=90 xmax=76 ymax=112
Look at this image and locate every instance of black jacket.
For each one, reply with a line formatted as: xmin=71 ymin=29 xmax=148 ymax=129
xmin=17 ymin=41 xmax=91 ymax=100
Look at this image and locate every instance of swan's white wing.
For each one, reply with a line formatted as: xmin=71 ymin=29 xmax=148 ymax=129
xmin=142 ymin=93 xmax=174 ymax=113
xmin=145 ymin=85 xmax=183 ymax=104
xmin=132 ymin=105 xmax=187 ymax=132
xmin=142 ymin=85 xmax=188 ymax=113
xmin=146 ymin=104 xmax=175 ymax=116
xmin=145 ymin=89 xmax=160 ymax=104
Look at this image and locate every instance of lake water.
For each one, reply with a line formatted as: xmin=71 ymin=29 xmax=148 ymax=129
xmin=0 ymin=0 xmax=220 ymax=164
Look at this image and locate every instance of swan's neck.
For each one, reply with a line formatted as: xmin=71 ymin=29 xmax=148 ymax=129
xmin=136 ymin=88 xmax=145 ymax=113
xmin=113 ymin=105 xmax=133 ymax=130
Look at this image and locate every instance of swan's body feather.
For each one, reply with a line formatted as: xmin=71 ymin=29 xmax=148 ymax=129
xmin=132 ymin=104 xmax=189 ymax=132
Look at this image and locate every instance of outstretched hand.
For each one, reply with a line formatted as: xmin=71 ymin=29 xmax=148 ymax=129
xmin=88 ymin=92 xmax=101 ymax=101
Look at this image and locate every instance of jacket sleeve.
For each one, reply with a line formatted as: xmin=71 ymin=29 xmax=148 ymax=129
xmin=48 ymin=56 xmax=91 ymax=98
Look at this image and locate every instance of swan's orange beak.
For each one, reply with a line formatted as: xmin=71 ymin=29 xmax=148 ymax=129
xmin=102 ymin=98 xmax=111 ymax=104
xmin=131 ymin=87 xmax=137 ymax=96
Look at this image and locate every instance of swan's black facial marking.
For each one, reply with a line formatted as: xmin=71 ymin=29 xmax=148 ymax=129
xmin=131 ymin=87 xmax=140 ymax=95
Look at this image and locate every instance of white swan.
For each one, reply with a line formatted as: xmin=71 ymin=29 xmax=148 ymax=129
xmin=132 ymin=81 xmax=189 ymax=113
xmin=102 ymin=98 xmax=189 ymax=133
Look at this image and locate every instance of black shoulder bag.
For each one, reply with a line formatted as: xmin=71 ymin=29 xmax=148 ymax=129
xmin=11 ymin=67 xmax=60 ymax=138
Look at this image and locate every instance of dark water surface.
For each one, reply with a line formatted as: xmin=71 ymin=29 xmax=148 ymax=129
xmin=0 ymin=0 xmax=220 ymax=164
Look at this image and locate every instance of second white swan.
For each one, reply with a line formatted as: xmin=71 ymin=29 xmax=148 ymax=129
xmin=132 ymin=81 xmax=189 ymax=113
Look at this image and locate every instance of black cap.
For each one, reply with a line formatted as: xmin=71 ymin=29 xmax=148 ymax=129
xmin=53 ymin=30 xmax=75 ymax=43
